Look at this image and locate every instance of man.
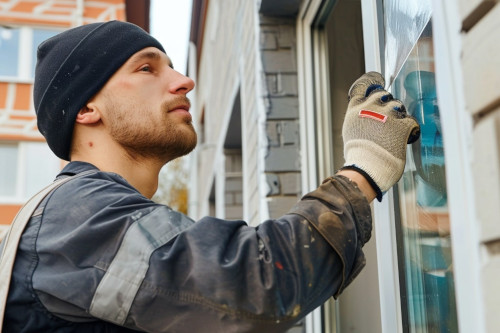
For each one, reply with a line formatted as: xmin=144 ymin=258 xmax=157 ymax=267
xmin=1 ymin=21 xmax=419 ymax=332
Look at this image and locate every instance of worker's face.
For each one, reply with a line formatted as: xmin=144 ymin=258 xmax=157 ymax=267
xmin=93 ymin=47 xmax=197 ymax=162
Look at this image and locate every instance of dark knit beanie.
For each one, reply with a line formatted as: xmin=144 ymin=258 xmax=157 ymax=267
xmin=33 ymin=20 xmax=165 ymax=160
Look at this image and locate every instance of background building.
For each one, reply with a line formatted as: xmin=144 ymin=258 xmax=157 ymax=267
xmin=0 ymin=0 xmax=151 ymax=237
xmin=187 ymin=0 xmax=499 ymax=332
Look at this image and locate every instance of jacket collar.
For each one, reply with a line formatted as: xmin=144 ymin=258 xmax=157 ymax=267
xmin=56 ymin=161 xmax=100 ymax=178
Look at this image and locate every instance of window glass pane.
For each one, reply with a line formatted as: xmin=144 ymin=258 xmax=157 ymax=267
xmin=320 ymin=2 xmax=381 ymax=332
xmin=31 ymin=29 xmax=59 ymax=77
xmin=390 ymin=21 xmax=459 ymax=332
xmin=0 ymin=143 xmax=18 ymax=196
xmin=0 ymin=27 xmax=20 ymax=77
xmin=325 ymin=0 xmax=365 ymax=172
xmin=23 ymin=142 xmax=60 ymax=198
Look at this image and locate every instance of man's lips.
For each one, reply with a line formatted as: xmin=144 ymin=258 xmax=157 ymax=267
xmin=164 ymin=96 xmax=192 ymax=118
xmin=168 ymin=104 xmax=190 ymax=112
xmin=168 ymin=104 xmax=192 ymax=121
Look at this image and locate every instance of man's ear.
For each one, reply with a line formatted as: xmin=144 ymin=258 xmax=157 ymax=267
xmin=75 ymin=104 xmax=101 ymax=124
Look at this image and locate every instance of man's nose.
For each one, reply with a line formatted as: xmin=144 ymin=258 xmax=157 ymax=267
xmin=168 ymin=70 xmax=195 ymax=95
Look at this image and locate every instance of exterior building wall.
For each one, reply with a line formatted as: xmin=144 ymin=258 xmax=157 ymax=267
xmin=260 ymin=16 xmax=302 ymax=219
xmin=190 ymin=1 xmax=304 ymax=331
xmin=0 ymin=0 xmax=125 ymax=27
xmin=193 ymin=0 xmax=250 ymax=220
xmin=239 ymin=1 xmax=262 ymax=225
xmin=0 ymin=0 xmax=129 ymax=237
xmin=192 ymin=0 xmax=302 ymax=225
xmin=457 ymin=1 xmax=500 ymax=331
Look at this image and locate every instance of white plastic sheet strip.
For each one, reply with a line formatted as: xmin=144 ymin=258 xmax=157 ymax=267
xmin=383 ymin=0 xmax=432 ymax=88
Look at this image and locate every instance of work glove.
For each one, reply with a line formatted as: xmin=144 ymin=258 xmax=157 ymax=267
xmin=341 ymin=71 xmax=420 ymax=201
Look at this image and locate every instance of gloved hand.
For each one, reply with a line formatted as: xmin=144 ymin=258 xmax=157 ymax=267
xmin=341 ymin=71 xmax=420 ymax=201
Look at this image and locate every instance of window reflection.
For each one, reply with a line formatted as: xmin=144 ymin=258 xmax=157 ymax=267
xmin=391 ymin=22 xmax=459 ymax=332
xmin=0 ymin=27 xmax=20 ymax=77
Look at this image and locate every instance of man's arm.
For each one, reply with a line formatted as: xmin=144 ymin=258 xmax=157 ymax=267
xmin=31 ymin=171 xmax=371 ymax=333
xmin=336 ymin=169 xmax=377 ymax=202
xmin=26 ymin=72 xmax=420 ymax=333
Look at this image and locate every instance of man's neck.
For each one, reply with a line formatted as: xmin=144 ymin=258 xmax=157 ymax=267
xmin=71 ymin=149 xmax=165 ymax=199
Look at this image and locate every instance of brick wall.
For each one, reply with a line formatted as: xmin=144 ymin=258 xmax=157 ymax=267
xmin=0 ymin=0 xmax=126 ymax=27
xmin=260 ymin=16 xmax=302 ymax=218
xmin=193 ymin=1 xmax=303 ymax=224
xmin=224 ymin=149 xmax=243 ymax=219
xmin=191 ymin=2 xmax=304 ymax=331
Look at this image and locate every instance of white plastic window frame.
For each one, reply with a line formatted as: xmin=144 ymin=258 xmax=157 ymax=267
xmin=296 ymin=1 xmax=331 ymax=331
xmin=297 ymin=0 xmax=391 ymax=331
xmin=361 ymin=1 xmax=484 ymax=332
xmin=361 ymin=0 xmax=405 ymax=332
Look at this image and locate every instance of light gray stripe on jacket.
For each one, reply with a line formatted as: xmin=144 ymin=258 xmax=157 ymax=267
xmin=89 ymin=206 xmax=194 ymax=325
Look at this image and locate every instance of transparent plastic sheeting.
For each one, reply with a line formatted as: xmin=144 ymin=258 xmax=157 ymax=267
xmin=383 ymin=0 xmax=432 ymax=88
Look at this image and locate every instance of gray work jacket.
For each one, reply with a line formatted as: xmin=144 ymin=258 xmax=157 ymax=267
xmin=2 ymin=161 xmax=372 ymax=332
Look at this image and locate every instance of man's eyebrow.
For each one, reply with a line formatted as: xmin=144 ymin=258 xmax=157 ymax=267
xmin=128 ymin=50 xmax=173 ymax=68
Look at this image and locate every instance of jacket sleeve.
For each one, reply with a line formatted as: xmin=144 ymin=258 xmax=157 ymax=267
xmin=33 ymin=174 xmax=372 ymax=332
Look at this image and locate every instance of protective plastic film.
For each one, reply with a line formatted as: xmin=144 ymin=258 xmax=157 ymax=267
xmin=383 ymin=0 xmax=432 ymax=88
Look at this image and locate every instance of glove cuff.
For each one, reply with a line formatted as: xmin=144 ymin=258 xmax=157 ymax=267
xmin=344 ymin=139 xmax=406 ymax=197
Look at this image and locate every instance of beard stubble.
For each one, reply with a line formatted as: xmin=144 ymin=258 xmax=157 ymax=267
xmin=107 ymin=95 xmax=197 ymax=162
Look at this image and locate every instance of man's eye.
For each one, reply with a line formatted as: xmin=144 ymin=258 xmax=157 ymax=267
xmin=139 ymin=65 xmax=151 ymax=72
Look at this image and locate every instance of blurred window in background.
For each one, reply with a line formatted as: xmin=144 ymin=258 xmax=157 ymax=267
xmin=0 ymin=26 xmax=58 ymax=80
xmin=0 ymin=142 xmax=60 ymax=203
xmin=0 ymin=27 xmax=20 ymax=78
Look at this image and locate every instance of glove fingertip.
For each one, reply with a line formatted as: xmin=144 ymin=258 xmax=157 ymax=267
xmin=348 ymin=72 xmax=386 ymax=101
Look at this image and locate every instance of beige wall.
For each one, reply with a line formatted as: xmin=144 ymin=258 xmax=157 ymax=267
xmin=192 ymin=0 xmax=263 ymax=224
xmin=459 ymin=1 xmax=500 ymax=331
